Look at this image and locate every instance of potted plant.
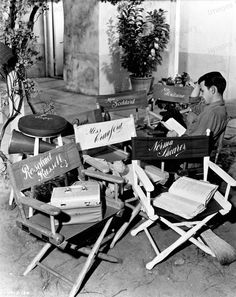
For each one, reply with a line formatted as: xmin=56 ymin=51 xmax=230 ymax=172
xmin=116 ymin=0 xmax=170 ymax=93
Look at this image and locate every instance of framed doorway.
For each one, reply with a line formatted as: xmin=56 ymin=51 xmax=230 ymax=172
xmin=44 ymin=0 xmax=64 ymax=77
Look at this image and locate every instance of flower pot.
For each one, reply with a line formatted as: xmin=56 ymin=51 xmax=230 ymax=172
xmin=130 ymin=75 xmax=153 ymax=94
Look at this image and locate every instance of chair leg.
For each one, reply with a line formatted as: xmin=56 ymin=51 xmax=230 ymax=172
xmin=146 ymin=213 xmax=216 ymax=270
xmin=69 ymin=217 xmax=113 ymax=297
xmin=144 ymin=228 xmax=160 ymax=255
xmin=110 ymin=203 xmax=141 ymax=248
xmin=160 ymin=217 xmax=215 ymax=256
xmin=131 ymin=218 xmax=155 ymax=237
xmin=23 ymin=242 xmax=52 ymax=276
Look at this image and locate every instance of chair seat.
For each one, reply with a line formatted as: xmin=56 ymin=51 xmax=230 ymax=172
xmin=18 ymin=114 xmax=68 ymax=137
xmin=29 ymin=205 xmax=119 ymax=241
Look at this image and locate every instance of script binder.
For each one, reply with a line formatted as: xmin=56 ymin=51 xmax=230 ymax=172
xmin=161 ymin=117 xmax=186 ymax=136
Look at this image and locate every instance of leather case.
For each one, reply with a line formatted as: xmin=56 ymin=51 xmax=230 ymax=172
xmin=50 ymin=181 xmax=103 ymax=224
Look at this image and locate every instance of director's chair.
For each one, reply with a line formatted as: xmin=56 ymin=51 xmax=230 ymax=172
xmin=110 ymin=133 xmax=210 ymax=248
xmin=129 ymin=136 xmax=235 ymax=269
xmin=96 ymin=90 xmax=148 ymax=123
xmin=73 ymin=116 xmax=137 ymax=209
xmin=7 ymin=143 xmax=123 ymax=297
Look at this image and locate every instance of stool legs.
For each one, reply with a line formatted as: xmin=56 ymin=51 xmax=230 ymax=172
xmin=34 ymin=137 xmax=40 ymax=156
xmin=57 ymin=135 xmax=63 ymax=147
xmin=9 ymin=189 xmax=14 ymax=206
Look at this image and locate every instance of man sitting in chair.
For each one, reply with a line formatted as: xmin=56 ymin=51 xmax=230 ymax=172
xmin=167 ymin=71 xmax=228 ymax=144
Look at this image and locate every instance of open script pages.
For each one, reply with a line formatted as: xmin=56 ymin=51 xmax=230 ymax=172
xmin=153 ymin=177 xmax=218 ymax=219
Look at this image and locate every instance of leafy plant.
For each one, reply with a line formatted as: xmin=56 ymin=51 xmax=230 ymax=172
xmin=0 ymin=0 xmax=58 ymax=172
xmin=116 ymin=1 xmax=170 ymax=77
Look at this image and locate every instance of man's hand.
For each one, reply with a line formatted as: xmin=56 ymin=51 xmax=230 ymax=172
xmin=190 ymin=83 xmax=201 ymax=97
xmin=167 ymin=130 xmax=178 ymax=137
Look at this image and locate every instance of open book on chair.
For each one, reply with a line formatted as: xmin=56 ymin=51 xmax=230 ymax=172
xmin=161 ymin=117 xmax=186 ymax=136
xmin=153 ymin=176 xmax=218 ymax=219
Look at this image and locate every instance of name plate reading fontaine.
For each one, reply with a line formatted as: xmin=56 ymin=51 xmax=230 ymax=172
xmin=12 ymin=143 xmax=81 ymax=190
xmin=75 ymin=117 xmax=136 ymax=151
xmin=97 ymin=90 xmax=147 ymax=111
xmin=132 ymin=136 xmax=210 ymax=161
xmin=153 ymin=84 xmax=193 ymax=104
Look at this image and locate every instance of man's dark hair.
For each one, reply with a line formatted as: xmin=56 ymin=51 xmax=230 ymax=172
xmin=198 ymin=71 xmax=226 ymax=95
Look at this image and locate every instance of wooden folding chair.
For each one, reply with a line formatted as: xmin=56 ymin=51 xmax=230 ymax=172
xmin=96 ymin=90 xmax=148 ymax=123
xmin=110 ymin=132 xmax=233 ymax=248
xmin=7 ymin=143 xmax=122 ymax=297
xmin=73 ymin=116 xmax=137 ymax=209
xmin=127 ymin=136 xmax=235 ymax=269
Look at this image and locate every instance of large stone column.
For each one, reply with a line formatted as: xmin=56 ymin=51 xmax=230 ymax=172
xmin=63 ymin=0 xmax=99 ymax=95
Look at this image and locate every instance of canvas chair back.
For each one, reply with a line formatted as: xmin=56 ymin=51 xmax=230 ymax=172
xmin=153 ymin=84 xmax=193 ymax=104
xmin=8 ymin=143 xmax=82 ymax=195
xmin=96 ymin=90 xmax=148 ymax=121
xmin=74 ymin=116 xmax=137 ymax=151
xmin=132 ymin=134 xmax=211 ymax=179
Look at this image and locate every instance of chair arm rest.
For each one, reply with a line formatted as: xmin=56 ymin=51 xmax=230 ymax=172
xmin=180 ymin=107 xmax=191 ymax=114
xmin=213 ymin=191 xmax=232 ymax=215
xmin=143 ymin=163 xmax=169 ymax=184
xmin=208 ymin=160 xmax=236 ymax=186
xmin=109 ymin=145 xmax=130 ymax=158
xmin=83 ymin=154 xmax=110 ymax=173
xmin=82 ymin=169 xmax=124 ymax=184
xmin=19 ymin=196 xmax=61 ymax=216
xmin=16 ymin=219 xmax=64 ymax=245
xmin=133 ymin=184 xmax=156 ymax=220
xmin=133 ymin=163 xmax=154 ymax=192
